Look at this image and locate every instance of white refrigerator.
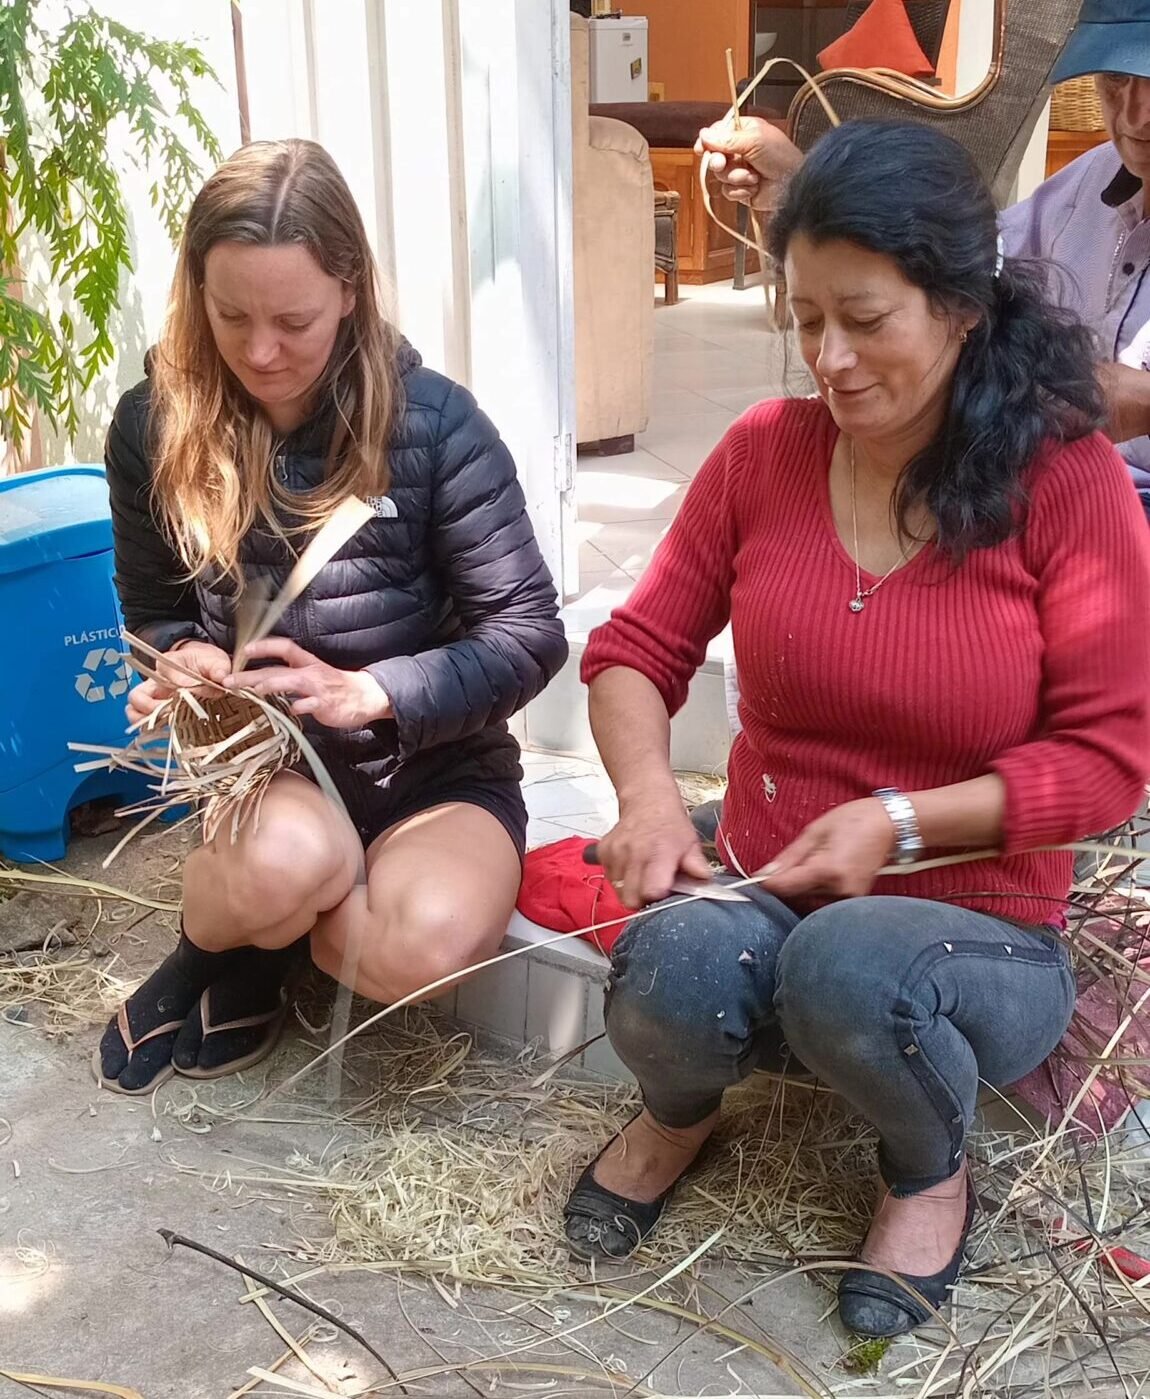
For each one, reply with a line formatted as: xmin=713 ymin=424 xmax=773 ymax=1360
xmin=588 ymin=16 xmax=649 ymax=104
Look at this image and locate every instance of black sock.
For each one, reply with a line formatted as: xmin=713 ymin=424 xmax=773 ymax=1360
xmin=99 ymin=931 xmax=243 ymax=1090
xmin=172 ymin=940 xmax=305 ymax=1073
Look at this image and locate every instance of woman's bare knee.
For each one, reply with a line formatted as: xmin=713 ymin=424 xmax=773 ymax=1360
xmin=187 ymin=776 xmax=359 ymax=940
xmin=312 ymin=896 xmax=506 ymax=1004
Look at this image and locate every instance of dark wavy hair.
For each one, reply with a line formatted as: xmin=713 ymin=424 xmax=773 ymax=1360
xmin=768 ymin=120 xmax=1104 ymax=560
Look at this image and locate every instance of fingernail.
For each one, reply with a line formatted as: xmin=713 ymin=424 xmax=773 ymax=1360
xmin=762 ymin=863 xmax=778 ymax=876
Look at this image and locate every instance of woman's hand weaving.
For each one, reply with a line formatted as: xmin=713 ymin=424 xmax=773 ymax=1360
xmin=598 ymin=794 xmax=713 ymax=910
xmin=757 ymin=798 xmax=896 ymax=900
xmin=226 ymin=637 xmax=392 ymax=729
xmin=126 ymin=640 xmax=231 ymax=726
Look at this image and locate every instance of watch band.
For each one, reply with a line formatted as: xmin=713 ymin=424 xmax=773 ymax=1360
xmin=872 ymin=787 xmax=924 ymax=865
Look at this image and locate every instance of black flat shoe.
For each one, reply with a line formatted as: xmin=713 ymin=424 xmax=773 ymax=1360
xmin=837 ymin=1178 xmax=976 ymax=1338
xmin=563 ymin=1118 xmax=710 ymax=1262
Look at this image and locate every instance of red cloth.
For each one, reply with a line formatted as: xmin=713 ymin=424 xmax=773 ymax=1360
xmin=818 ymin=0 xmax=935 ymax=78
xmin=516 ymin=836 xmax=631 ymax=955
xmin=581 ymin=397 xmax=1150 ymax=928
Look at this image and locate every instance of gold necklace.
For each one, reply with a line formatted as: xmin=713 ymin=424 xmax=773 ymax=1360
xmin=847 ymin=440 xmax=910 ymax=614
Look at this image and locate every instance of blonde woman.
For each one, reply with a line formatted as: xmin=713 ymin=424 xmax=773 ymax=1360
xmin=97 ymin=140 xmax=567 ymax=1094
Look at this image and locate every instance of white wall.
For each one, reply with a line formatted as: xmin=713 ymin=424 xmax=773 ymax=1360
xmin=955 ymin=0 xmax=1051 ymax=205
xmin=459 ymin=1 xmax=576 ymax=591
xmin=954 ymin=0 xmax=996 ymax=98
xmin=235 ymin=0 xmax=573 ymax=587
xmin=239 ymin=0 xmax=399 ymax=330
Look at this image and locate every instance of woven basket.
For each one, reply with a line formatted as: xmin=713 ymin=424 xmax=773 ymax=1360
xmin=1049 ymin=76 xmax=1104 ymax=132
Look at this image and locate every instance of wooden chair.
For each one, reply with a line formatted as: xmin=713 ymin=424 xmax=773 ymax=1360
xmin=735 ymin=0 xmax=1081 ymax=303
xmin=788 ymin=0 xmax=1079 ymax=206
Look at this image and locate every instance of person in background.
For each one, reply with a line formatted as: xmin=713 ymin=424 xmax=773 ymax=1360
xmin=564 ymin=120 xmax=1150 ymax=1340
xmin=698 ymin=0 xmax=1150 ymax=511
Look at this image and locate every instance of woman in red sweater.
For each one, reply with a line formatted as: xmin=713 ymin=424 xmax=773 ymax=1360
xmin=566 ymin=121 xmax=1150 ymax=1338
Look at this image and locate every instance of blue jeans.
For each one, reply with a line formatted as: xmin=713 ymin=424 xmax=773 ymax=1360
xmin=604 ymin=888 xmax=1076 ymax=1194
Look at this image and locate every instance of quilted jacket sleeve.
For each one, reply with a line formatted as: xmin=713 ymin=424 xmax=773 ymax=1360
xmin=366 ymin=384 xmax=567 ymax=755
xmin=104 ymin=385 xmax=209 ymax=652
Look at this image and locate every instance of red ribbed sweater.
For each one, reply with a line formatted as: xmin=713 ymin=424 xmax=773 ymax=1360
xmin=582 ymin=398 xmax=1150 ymax=925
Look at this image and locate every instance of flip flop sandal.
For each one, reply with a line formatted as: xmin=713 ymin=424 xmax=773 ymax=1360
xmin=174 ymin=985 xmax=291 ymax=1080
xmin=91 ymin=1003 xmax=184 ymax=1097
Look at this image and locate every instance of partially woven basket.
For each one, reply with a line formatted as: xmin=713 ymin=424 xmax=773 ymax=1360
xmin=68 ymin=498 xmax=376 ymax=866
xmin=1049 ymin=76 xmax=1104 ymax=133
xmin=160 ymin=687 xmax=299 ymax=844
xmin=70 ymin=676 xmax=300 ymax=862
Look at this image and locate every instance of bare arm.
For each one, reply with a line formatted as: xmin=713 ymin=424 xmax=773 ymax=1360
xmin=1098 ymin=362 xmax=1150 ymax=446
xmin=589 ymin=666 xmax=712 ymax=909
xmin=908 ymin=774 xmax=1006 ymax=848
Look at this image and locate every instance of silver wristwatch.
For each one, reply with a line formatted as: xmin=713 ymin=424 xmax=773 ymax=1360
xmin=872 ymin=788 xmax=924 ymax=865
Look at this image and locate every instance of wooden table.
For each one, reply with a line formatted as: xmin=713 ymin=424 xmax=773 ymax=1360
xmin=651 ymin=148 xmax=761 ymax=285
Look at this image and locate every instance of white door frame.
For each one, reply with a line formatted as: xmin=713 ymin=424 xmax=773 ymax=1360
xmin=237 ymin=0 xmax=576 ymax=592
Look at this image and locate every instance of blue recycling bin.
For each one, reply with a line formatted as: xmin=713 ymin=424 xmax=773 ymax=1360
xmin=0 ymin=465 xmax=152 ymax=862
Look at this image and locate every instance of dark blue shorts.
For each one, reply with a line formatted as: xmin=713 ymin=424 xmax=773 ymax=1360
xmin=304 ymin=761 xmax=528 ymax=859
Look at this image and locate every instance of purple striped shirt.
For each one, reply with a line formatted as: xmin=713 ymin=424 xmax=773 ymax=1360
xmin=1001 ymin=143 xmax=1149 ymax=486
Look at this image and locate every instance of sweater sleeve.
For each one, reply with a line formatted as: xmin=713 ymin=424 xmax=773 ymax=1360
xmin=104 ymin=386 xmax=209 ymax=653
xmin=366 ymin=384 xmax=567 ymax=756
xmin=581 ymin=415 xmax=745 ymax=713
xmin=991 ymin=434 xmax=1150 ymax=852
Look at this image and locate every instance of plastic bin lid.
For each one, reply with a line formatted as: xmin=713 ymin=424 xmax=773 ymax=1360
xmin=0 ymin=465 xmax=112 ymax=575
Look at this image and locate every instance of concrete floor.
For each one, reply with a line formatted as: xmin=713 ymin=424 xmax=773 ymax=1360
xmin=2 ymin=823 xmax=849 ymax=1399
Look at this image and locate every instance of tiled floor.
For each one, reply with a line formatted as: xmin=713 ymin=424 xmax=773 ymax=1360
xmin=521 ymin=747 xmax=617 ymax=848
xmin=572 ymin=281 xmax=790 ymax=632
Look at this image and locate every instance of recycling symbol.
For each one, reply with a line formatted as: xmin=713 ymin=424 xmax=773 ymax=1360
xmin=74 ymin=647 xmax=130 ymax=704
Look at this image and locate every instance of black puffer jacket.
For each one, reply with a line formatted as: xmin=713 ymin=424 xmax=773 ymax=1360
xmin=105 ymin=341 xmax=567 ymax=793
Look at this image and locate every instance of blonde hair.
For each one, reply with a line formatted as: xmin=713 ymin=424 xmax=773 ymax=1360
xmin=151 ymin=139 xmax=401 ymax=586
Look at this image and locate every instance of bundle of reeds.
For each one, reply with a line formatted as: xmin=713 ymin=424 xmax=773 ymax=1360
xmin=68 ymin=498 xmax=373 ymax=865
xmin=70 ymin=639 xmax=300 ymax=855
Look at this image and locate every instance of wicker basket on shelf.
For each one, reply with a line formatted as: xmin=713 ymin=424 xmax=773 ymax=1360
xmin=1049 ymin=76 xmax=1104 ymax=132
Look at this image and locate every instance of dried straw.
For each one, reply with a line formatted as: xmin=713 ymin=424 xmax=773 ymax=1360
xmin=169 ymin=848 xmax=1150 ymax=1395
xmin=69 ymin=636 xmax=301 ymax=863
xmin=171 ymin=998 xmax=1150 ymax=1393
xmin=0 ymin=953 xmax=131 ymax=1032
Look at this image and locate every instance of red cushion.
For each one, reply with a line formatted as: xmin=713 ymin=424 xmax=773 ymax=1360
xmin=515 ymin=836 xmax=632 ymax=955
xmin=817 ymin=0 xmax=935 ymax=79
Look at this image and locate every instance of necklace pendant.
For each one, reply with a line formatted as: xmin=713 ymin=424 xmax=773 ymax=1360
xmin=848 ymin=597 xmax=865 ymax=613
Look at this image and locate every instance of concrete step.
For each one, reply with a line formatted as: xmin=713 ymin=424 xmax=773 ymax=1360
xmin=441 ymin=912 xmax=633 ymax=1081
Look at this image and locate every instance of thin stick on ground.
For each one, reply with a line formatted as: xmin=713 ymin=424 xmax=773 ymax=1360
xmin=157 ymin=1229 xmax=408 ymax=1394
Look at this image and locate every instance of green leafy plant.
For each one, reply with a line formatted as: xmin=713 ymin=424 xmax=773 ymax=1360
xmin=0 ymin=0 xmax=222 ymax=449
xmin=841 ymin=1335 xmax=892 ymax=1375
